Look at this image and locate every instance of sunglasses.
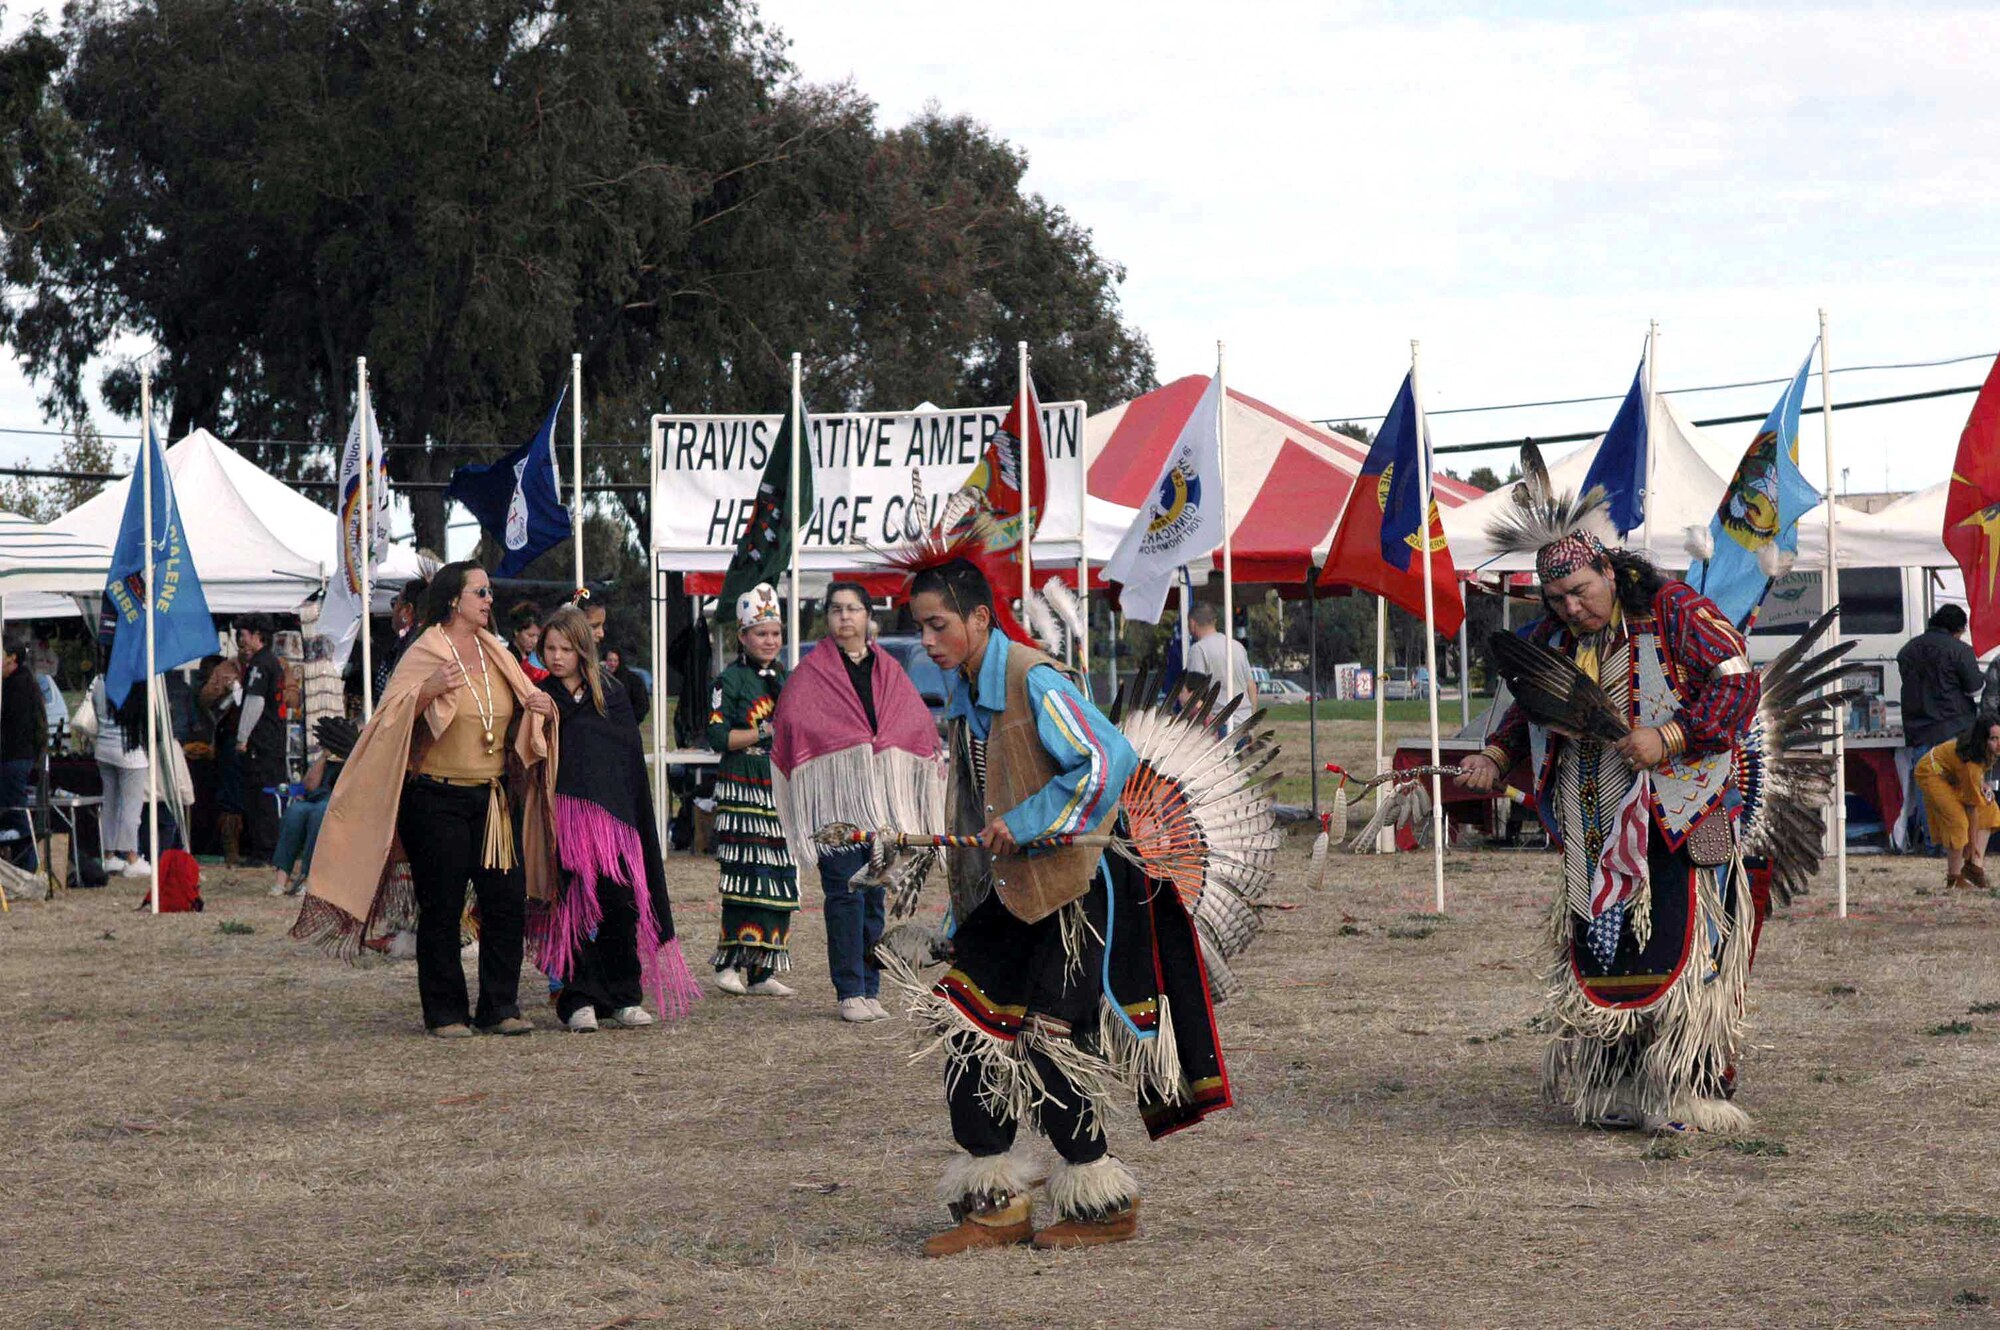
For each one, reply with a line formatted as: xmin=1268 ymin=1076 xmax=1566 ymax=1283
xmin=466 ymin=586 xmax=492 ymax=600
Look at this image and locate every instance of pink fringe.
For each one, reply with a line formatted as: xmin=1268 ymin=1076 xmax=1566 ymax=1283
xmin=547 ymin=793 xmax=701 ymax=1021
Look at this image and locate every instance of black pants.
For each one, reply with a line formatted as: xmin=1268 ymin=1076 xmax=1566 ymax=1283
xmin=557 ymin=875 xmax=642 ymax=1020
xmin=399 ymin=779 xmax=525 ymax=1030
xmin=947 ymin=1032 xmax=1108 ymax=1166
xmin=242 ymin=744 xmax=286 ymax=859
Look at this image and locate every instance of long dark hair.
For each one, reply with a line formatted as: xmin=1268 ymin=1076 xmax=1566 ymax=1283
xmin=422 ymin=560 xmax=484 ymax=626
xmin=1604 ymin=548 xmax=1672 ymax=618
xmin=1957 ymin=712 xmax=2000 ymax=766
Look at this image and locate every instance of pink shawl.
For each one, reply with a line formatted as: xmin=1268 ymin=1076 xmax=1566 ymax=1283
xmin=771 ymin=637 xmax=937 ymax=774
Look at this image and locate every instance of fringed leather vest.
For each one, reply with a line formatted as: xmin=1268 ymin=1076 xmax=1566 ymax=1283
xmin=945 ymin=641 xmax=1101 ymax=925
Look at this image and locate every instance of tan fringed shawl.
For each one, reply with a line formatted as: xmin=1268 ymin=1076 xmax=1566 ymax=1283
xmin=291 ymin=625 xmax=559 ymax=957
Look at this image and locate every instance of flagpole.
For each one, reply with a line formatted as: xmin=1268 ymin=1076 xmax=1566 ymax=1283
xmin=1217 ymin=341 xmax=1235 ymax=699
xmin=140 ymin=368 xmax=160 ymax=916
xmin=1641 ymin=320 xmax=1658 ymax=561
xmin=357 ymin=357 xmax=375 ymax=722
xmin=788 ymin=351 xmax=802 ymax=670
xmin=1411 ymin=340 xmax=1447 ymax=913
xmin=649 ymin=416 xmax=668 ymax=842
xmin=1018 ymin=341 xmax=1033 ymax=626
xmin=1819 ymin=309 xmax=1848 ymax=918
xmin=1076 ymin=399 xmax=1089 ymax=681
xmin=572 ymin=353 xmax=585 ymax=590
xmin=1374 ymin=594 xmax=1390 ymax=852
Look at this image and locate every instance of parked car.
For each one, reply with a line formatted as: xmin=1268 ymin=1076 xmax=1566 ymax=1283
xmin=1263 ymin=678 xmax=1313 ymax=703
xmin=875 ymin=635 xmax=951 ymax=722
xmin=1382 ymin=666 xmax=1431 ymax=701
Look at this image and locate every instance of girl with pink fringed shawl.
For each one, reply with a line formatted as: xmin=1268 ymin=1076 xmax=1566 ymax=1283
xmin=530 ymin=606 xmax=701 ymax=1030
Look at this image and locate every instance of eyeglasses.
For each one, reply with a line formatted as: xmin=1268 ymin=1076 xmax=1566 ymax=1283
xmin=468 ymin=586 xmax=492 ymax=600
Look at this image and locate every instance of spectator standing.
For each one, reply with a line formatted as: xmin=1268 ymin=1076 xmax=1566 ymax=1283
xmin=372 ymin=579 xmax=429 ymax=702
xmin=0 ymin=628 xmax=45 ymax=869
xmin=1184 ymin=602 xmax=1257 ymax=718
xmin=603 ymin=648 xmax=651 ymax=726
xmin=91 ymin=671 xmax=152 ymax=876
xmin=1896 ymin=605 xmax=1984 ymax=851
xmin=1912 ymin=713 xmax=2000 ymax=891
xmin=235 ymin=617 xmax=289 ymax=862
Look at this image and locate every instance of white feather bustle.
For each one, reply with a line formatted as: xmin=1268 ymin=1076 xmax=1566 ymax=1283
xmin=1044 ymin=1155 xmax=1139 ymax=1221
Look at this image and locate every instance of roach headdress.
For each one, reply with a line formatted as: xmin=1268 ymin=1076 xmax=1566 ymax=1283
xmin=1485 ymin=441 xmax=1617 ymax=582
xmin=872 ymin=476 xmax=1033 ymax=644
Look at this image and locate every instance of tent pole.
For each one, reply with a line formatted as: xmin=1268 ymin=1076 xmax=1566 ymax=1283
xmin=1458 ymin=606 xmax=1471 ymax=730
xmin=1217 ymin=341 xmax=1235 ymax=699
xmin=1076 ymin=396 xmax=1089 ymax=683
xmin=650 ymin=416 xmax=668 ymax=845
xmin=572 ymin=353 xmax=585 ymax=591
xmin=1374 ymin=594 xmax=1389 ymax=851
xmin=787 ymin=353 xmax=802 ymax=670
xmin=1308 ymin=567 xmax=1320 ymax=818
xmin=1820 ymin=309 xmax=1848 ymax=918
xmin=1019 ymin=341 xmax=1033 ymax=633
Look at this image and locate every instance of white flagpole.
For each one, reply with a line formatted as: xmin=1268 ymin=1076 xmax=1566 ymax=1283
xmin=1374 ymin=594 xmax=1390 ymax=851
xmin=140 ymin=369 xmax=160 ymax=915
xmin=1018 ymin=341 xmax=1033 ymax=624
xmin=572 ymin=353 xmax=585 ymax=591
xmin=357 ymin=358 xmax=375 ymax=722
xmin=1642 ymin=320 xmax=1658 ymax=560
xmin=1819 ymin=309 xmax=1848 ymax=918
xmin=1217 ymin=341 xmax=1235 ymax=698
xmin=1411 ymin=340 xmax=1447 ymax=913
xmin=787 ymin=352 xmax=802 ymax=669
xmin=1076 ymin=400 xmax=1090 ymax=680
xmin=649 ymin=417 xmax=668 ymax=842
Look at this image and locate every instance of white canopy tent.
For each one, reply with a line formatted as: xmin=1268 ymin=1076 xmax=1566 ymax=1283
xmin=9 ymin=429 xmax=424 ymax=620
xmin=0 ymin=512 xmax=113 ymax=596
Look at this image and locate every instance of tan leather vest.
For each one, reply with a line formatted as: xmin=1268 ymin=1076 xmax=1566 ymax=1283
xmin=946 ymin=640 xmax=1103 ymax=925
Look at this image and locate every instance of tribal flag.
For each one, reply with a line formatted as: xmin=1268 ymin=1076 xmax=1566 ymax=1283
xmin=447 ymin=386 xmax=573 ymax=578
xmin=1315 ymin=371 xmax=1464 ymax=637
xmin=318 ymin=392 xmax=390 ymax=668
xmin=965 ymin=371 xmax=1047 ymax=554
xmin=1685 ymin=344 xmax=1822 ymax=629
xmin=1944 ymin=353 xmax=2000 ymax=655
xmin=1580 ymin=351 xmax=1649 ymax=535
xmin=719 ymin=398 xmax=814 ymax=606
xmin=1103 ymin=373 xmax=1225 ymax=622
xmin=103 ymin=422 xmax=215 ymax=707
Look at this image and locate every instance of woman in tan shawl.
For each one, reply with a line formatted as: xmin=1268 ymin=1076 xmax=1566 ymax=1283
xmin=293 ymin=561 xmax=560 ymax=1038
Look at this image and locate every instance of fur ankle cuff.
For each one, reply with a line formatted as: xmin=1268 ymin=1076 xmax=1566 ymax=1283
xmin=1045 ymin=1155 xmax=1138 ymax=1222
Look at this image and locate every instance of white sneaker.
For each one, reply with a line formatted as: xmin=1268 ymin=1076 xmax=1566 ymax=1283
xmin=121 ymin=858 xmax=151 ymax=878
xmin=715 ymin=968 xmax=749 ymax=995
xmin=268 ymin=877 xmax=291 ymax=896
xmin=747 ymin=976 xmax=796 ymax=997
xmin=565 ymin=1007 xmax=599 ymax=1033
xmin=607 ymin=1005 xmax=654 ymax=1028
xmin=864 ymin=997 xmax=892 ymax=1021
xmin=839 ymin=997 xmax=874 ymax=1023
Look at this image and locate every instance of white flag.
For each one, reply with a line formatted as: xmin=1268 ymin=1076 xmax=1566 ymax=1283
xmin=1102 ymin=373 xmax=1225 ymax=622
xmin=318 ymin=397 xmax=390 ymax=668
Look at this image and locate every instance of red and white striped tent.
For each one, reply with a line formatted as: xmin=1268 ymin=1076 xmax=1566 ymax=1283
xmin=1082 ymin=375 xmax=1484 ymax=591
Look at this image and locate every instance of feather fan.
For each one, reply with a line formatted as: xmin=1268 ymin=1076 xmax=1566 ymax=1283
xmin=1486 ymin=631 xmax=1630 ymax=742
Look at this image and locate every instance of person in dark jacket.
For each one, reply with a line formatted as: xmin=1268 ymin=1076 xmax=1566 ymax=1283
xmin=0 ymin=628 xmax=45 ymax=869
xmin=1896 ymin=605 xmax=1985 ymax=851
xmin=603 ymin=647 xmax=650 ymax=726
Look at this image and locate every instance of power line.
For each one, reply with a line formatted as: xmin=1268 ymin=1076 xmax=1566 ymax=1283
xmin=1429 ymin=382 xmax=1983 ymax=457
xmin=0 ymin=466 xmax=651 ymax=494
xmin=1316 ymin=349 xmax=1995 ymax=426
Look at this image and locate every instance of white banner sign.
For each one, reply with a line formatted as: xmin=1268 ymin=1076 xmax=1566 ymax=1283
xmin=650 ymin=402 xmax=1086 ymax=570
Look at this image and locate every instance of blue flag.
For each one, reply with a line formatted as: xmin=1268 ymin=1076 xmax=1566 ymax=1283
xmin=1374 ymin=372 xmax=1426 ymax=571
xmin=1685 ymin=344 xmax=1824 ymax=628
xmin=446 ymin=387 xmax=572 ymax=578
xmin=1581 ymin=354 xmax=1649 ymax=535
xmin=103 ymin=424 xmax=215 ymax=708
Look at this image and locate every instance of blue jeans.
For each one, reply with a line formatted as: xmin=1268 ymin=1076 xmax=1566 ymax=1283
xmin=819 ymin=845 xmax=884 ymax=1000
xmin=272 ymin=787 xmax=331 ymax=876
xmin=0 ymin=757 xmax=35 ymax=872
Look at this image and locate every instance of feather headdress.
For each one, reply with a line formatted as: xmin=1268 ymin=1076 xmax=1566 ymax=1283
xmin=871 ymin=473 xmax=1034 ymax=644
xmin=1485 ymin=441 xmax=1618 ymax=581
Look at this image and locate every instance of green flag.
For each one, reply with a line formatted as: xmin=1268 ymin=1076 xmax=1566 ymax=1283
xmin=719 ymin=402 xmax=813 ymax=607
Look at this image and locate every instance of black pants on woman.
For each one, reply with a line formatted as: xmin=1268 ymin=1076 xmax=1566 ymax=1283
xmin=399 ymin=778 xmax=525 ymax=1030
xmin=556 ymin=875 xmax=643 ymax=1021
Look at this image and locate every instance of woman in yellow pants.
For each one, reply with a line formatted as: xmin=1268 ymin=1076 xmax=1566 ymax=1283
xmin=1913 ymin=713 xmax=2000 ymax=891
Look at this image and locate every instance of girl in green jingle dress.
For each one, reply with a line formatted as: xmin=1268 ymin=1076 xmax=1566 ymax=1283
xmin=707 ymin=583 xmax=798 ymax=995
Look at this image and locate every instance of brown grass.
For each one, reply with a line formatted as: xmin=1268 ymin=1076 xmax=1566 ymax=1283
xmin=4 ymin=729 xmax=1999 ymax=1327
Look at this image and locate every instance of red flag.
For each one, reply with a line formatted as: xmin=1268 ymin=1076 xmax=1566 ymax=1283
xmin=1315 ymin=409 xmax=1464 ymax=638
xmin=965 ymin=373 xmax=1047 ymax=554
xmin=1943 ymin=354 xmax=2000 ymax=655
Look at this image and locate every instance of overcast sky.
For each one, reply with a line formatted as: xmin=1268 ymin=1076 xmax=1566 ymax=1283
xmin=2 ymin=0 xmax=1993 ymax=510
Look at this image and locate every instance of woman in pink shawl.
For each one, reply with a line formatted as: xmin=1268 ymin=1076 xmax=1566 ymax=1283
xmin=771 ymin=581 xmax=945 ymax=1024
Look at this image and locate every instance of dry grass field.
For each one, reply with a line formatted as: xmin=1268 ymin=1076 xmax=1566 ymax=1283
xmin=3 ymin=712 xmax=1998 ymax=1328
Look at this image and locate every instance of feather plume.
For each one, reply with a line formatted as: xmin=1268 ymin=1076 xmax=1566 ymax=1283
xmin=1757 ymin=544 xmax=1797 ymax=579
xmin=1043 ymin=577 xmax=1084 ymax=638
xmin=1683 ymin=525 xmax=1715 ymax=562
xmin=1486 ymin=631 xmax=1630 ymax=741
xmin=1025 ymin=591 xmax=1063 ymax=653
